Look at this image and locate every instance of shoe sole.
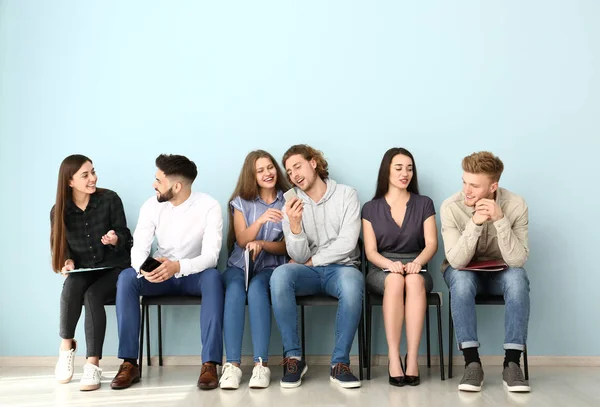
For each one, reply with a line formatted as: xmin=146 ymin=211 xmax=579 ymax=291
xmin=249 ymin=380 xmax=270 ymax=389
xmin=111 ymin=376 xmax=140 ymax=390
xmin=219 ymin=382 xmax=240 ymax=390
xmin=330 ymin=376 xmax=361 ymax=388
xmin=458 ymin=382 xmax=483 ymax=392
xmin=503 ymin=380 xmax=531 ymax=392
xmin=80 ymin=383 xmax=101 ymax=391
xmin=56 ymin=375 xmax=73 ymax=384
xmin=280 ymin=365 xmax=308 ymax=388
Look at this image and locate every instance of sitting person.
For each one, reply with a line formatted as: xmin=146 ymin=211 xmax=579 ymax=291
xmin=219 ymin=150 xmax=289 ymax=389
xmin=441 ymin=151 xmax=530 ymax=393
xmin=111 ymin=154 xmax=224 ymax=391
xmin=270 ymin=144 xmax=364 ymax=389
xmin=51 ymin=154 xmax=132 ymax=391
xmin=362 ymin=147 xmax=438 ymax=387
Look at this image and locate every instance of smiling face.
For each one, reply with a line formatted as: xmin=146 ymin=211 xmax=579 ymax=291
xmin=388 ymin=154 xmax=413 ymax=191
xmin=462 ymin=171 xmax=498 ymax=207
xmin=152 ymin=169 xmax=176 ymax=203
xmin=284 ymin=154 xmax=318 ymax=192
xmin=69 ymin=161 xmax=97 ymax=195
xmin=255 ymin=157 xmax=278 ymax=190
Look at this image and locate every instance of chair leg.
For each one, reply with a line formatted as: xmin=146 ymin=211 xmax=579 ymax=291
xmin=301 ymin=306 xmax=306 ymax=361
xmin=448 ymin=292 xmax=454 ymax=379
xmin=437 ymin=303 xmax=445 ymax=380
xmin=524 ymin=345 xmax=529 ymax=380
xmin=146 ymin=305 xmax=151 ymax=366
xmin=158 ymin=305 xmax=163 ymax=366
xmin=365 ymin=297 xmax=372 ymax=380
xmin=426 ymin=305 xmax=431 ymax=368
xmin=139 ymin=304 xmax=145 ymax=378
xmin=358 ymin=308 xmax=364 ymax=380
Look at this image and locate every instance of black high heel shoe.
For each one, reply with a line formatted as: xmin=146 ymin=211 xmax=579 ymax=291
xmin=388 ymin=358 xmax=406 ymax=387
xmin=404 ymin=354 xmax=420 ymax=386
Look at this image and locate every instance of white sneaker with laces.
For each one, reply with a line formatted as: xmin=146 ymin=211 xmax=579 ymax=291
xmin=249 ymin=358 xmax=271 ymax=389
xmin=80 ymin=363 xmax=102 ymax=391
xmin=55 ymin=340 xmax=77 ymax=384
xmin=219 ymin=363 xmax=242 ymax=389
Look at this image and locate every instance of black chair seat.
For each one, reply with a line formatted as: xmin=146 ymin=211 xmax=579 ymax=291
xmin=141 ymin=296 xmax=202 ymax=306
xmin=296 ymin=295 xmax=338 ymax=306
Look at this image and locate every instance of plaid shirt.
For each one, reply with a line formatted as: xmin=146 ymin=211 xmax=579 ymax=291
xmin=51 ymin=189 xmax=132 ymax=269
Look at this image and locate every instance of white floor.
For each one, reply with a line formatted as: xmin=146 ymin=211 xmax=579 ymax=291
xmin=1 ymin=364 xmax=599 ymax=407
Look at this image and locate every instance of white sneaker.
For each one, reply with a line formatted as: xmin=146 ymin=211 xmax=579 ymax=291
xmin=80 ymin=363 xmax=102 ymax=391
xmin=249 ymin=358 xmax=271 ymax=389
xmin=219 ymin=363 xmax=242 ymax=390
xmin=55 ymin=340 xmax=77 ymax=384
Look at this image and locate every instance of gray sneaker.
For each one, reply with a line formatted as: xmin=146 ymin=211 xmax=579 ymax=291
xmin=458 ymin=362 xmax=484 ymax=392
xmin=503 ymin=362 xmax=530 ymax=392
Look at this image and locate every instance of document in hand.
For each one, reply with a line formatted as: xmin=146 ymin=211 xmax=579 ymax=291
xmin=244 ymin=248 xmax=255 ymax=291
xmin=64 ymin=267 xmax=112 ymax=274
xmin=459 ymin=259 xmax=508 ymax=272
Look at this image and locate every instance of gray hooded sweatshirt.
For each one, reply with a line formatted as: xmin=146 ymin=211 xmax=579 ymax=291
xmin=282 ymin=179 xmax=360 ymax=266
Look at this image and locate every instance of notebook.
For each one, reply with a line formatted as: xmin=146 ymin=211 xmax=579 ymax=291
xmin=459 ymin=259 xmax=508 ymax=272
xmin=244 ymin=248 xmax=255 ymax=291
xmin=64 ymin=267 xmax=112 ymax=274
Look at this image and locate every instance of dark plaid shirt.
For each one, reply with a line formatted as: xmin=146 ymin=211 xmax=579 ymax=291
xmin=51 ymin=189 xmax=132 ymax=269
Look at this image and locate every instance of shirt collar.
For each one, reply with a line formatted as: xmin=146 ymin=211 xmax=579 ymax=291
xmin=66 ymin=192 xmax=99 ymax=214
xmin=255 ymin=190 xmax=283 ymax=206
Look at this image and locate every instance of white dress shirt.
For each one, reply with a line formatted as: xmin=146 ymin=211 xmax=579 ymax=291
xmin=131 ymin=192 xmax=223 ymax=278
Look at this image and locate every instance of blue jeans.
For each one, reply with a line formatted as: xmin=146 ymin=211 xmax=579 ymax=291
xmin=444 ymin=266 xmax=530 ymax=351
xmin=270 ymin=263 xmax=364 ymax=365
xmin=116 ymin=267 xmax=224 ymax=363
xmin=222 ymin=266 xmax=274 ymax=364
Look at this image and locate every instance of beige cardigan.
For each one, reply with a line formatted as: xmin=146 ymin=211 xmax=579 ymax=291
xmin=440 ymin=187 xmax=529 ymax=272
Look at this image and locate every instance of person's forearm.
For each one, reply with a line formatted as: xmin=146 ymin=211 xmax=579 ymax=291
xmin=262 ymin=240 xmax=287 ymax=255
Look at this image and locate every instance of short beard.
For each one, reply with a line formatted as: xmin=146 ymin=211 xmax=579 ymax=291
xmin=157 ymin=187 xmax=175 ymax=203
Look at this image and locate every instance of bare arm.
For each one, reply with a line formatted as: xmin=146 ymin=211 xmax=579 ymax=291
xmin=413 ymin=215 xmax=438 ymax=266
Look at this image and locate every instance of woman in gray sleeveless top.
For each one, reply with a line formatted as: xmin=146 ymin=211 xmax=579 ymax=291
xmin=362 ymin=148 xmax=438 ymax=387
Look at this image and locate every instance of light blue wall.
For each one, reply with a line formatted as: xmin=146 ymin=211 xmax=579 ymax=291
xmin=1 ymin=1 xmax=598 ymax=358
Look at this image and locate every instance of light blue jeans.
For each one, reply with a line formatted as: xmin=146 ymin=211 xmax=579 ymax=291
xmin=444 ymin=266 xmax=530 ymax=351
xmin=270 ymin=263 xmax=364 ymax=365
xmin=221 ymin=267 xmax=274 ymax=363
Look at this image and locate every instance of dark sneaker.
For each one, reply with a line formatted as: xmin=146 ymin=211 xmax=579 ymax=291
xmin=458 ymin=362 xmax=484 ymax=392
xmin=503 ymin=362 xmax=530 ymax=392
xmin=330 ymin=363 xmax=361 ymax=388
xmin=280 ymin=358 xmax=308 ymax=388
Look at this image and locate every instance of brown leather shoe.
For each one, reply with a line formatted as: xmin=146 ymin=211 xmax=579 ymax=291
xmin=111 ymin=361 xmax=140 ymax=390
xmin=197 ymin=362 xmax=218 ymax=390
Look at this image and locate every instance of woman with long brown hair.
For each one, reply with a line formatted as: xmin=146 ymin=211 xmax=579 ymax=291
xmin=51 ymin=154 xmax=132 ymax=391
xmin=219 ymin=150 xmax=289 ymax=390
xmin=362 ymin=147 xmax=438 ymax=387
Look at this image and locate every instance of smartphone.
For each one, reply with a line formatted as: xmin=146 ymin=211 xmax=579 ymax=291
xmin=140 ymin=256 xmax=162 ymax=273
xmin=283 ymin=188 xmax=297 ymax=202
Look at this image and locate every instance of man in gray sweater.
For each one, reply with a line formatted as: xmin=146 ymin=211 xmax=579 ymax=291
xmin=270 ymin=144 xmax=363 ymax=389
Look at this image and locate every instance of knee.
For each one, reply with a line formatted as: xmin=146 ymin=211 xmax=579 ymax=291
xmin=405 ymin=274 xmax=425 ymax=293
xmin=248 ymin=280 xmax=269 ymax=303
xmin=201 ymin=268 xmax=224 ymax=292
xmin=269 ymin=265 xmax=292 ymax=296
xmin=338 ymin=271 xmax=364 ymax=301
xmin=384 ymin=273 xmax=405 ymax=295
xmin=83 ymin=288 xmax=102 ymax=308
xmin=451 ymin=273 xmax=477 ymax=299
xmin=117 ymin=268 xmax=139 ymax=292
xmin=504 ymin=268 xmax=530 ymax=297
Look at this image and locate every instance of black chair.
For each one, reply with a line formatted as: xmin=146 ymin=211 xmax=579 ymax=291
xmin=364 ymin=258 xmax=445 ymax=381
xmin=138 ymin=295 xmax=202 ymax=378
xmin=447 ymin=293 xmax=529 ymax=379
